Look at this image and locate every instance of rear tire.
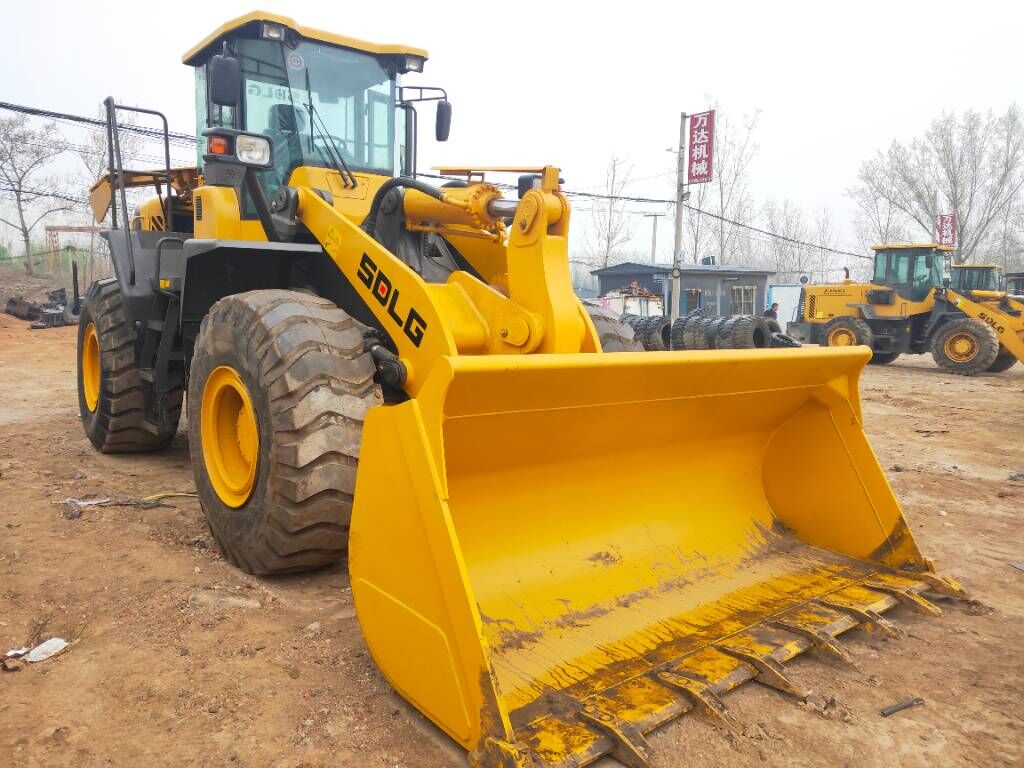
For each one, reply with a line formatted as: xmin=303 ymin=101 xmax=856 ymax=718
xmin=187 ymin=290 xmax=382 ymax=574
xmin=77 ymin=280 xmax=181 ymax=453
xmin=582 ymin=301 xmax=643 ymax=352
xmin=985 ymin=346 xmax=1018 ymax=373
xmin=929 ymin=317 xmax=999 ymax=376
xmin=821 ymin=317 xmax=874 ymax=349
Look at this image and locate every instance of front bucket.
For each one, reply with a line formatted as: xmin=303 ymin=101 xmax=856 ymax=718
xmin=349 ymin=347 xmax=956 ymax=768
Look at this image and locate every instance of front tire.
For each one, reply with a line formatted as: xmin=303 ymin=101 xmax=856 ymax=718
xmin=187 ymin=290 xmax=382 ymax=574
xmin=987 ymin=346 xmax=1018 ymax=373
xmin=869 ymin=351 xmax=901 ymax=365
xmin=929 ymin=318 xmax=999 ymax=376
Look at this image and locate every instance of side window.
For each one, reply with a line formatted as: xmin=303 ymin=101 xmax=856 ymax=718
xmin=194 ymin=67 xmax=208 ymax=168
xmin=873 ymin=254 xmax=887 ymax=282
xmin=913 ymin=254 xmax=931 ymax=289
xmin=366 ymin=86 xmax=393 ymax=171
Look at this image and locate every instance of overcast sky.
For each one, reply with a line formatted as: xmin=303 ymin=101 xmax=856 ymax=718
xmin=2 ymin=0 xmax=1021 ymax=260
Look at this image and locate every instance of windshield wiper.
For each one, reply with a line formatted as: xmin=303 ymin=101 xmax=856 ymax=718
xmin=304 ymin=69 xmax=357 ymax=189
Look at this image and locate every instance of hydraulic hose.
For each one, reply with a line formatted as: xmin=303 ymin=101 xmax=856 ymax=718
xmin=362 ymin=177 xmax=446 ymax=238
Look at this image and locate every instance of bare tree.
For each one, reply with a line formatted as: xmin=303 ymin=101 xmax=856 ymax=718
xmin=761 ymin=198 xmax=810 ymax=279
xmin=677 ymin=103 xmax=760 ymax=264
xmin=849 ymin=173 xmax=911 ymax=252
xmin=0 ymin=115 xmax=70 ymax=275
xmin=584 ymin=156 xmax=635 ymax=268
xmin=850 ymin=105 xmax=1024 ymax=263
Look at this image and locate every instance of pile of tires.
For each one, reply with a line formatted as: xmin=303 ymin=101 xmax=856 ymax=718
xmin=619 ymin=311 xmax=803 ymax=351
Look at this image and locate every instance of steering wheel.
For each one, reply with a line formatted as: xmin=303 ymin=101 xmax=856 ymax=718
xmin=312 ymin=135 xmax=354 ymax=165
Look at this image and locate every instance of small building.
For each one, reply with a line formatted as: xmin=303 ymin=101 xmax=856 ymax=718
xmin=590 ymin=261 xmax=776 ymax=316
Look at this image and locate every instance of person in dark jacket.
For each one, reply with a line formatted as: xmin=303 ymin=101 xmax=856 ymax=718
xmin=763 ymin=302 xmax=779 ymax=320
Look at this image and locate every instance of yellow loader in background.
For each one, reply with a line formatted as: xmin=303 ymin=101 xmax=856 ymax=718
xmin=789 ymin=244 xmax=1024 ymax=374
xmin=77 ymin=12 xmax=963 ymax=767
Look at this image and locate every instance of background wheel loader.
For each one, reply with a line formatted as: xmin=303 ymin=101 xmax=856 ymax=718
xmin=788 ymin=244 xmax=1024 ymax=375
xmin=77 ymin=12 xmax=964 ymax=767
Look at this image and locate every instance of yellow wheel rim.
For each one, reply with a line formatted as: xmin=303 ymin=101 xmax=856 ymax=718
xmin=944 ymin=333 xmax=978 ymax=363
xmin=201 ymin=365 xmax=259 ymax=508
xmin=828 ymin=327 xmax=856 ymax=346
xmin=82 ymin=322 xmax=101 ymax=412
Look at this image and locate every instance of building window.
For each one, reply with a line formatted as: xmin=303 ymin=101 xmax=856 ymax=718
xmin=731 ymin=285 xmax=756 ymax=315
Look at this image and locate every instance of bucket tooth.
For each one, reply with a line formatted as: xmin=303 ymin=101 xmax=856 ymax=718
xmin=579 ymin=702 xmax=653 ymax=768
xmin=713 ymin=644 xmax=807 ymax=700
xmin=864 ymin=580 xmax=942 ymax=617
xmin=911 ymin=571 xmax=967 ymax=599
xmin=655 ymin=670 xmax=739 ymax=731
xmin=769 ymin=618 xmax=857 ymax=667
xmin=818 ymin=598 xmax=905 ymax=639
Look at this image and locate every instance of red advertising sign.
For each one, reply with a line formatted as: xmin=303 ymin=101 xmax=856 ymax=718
xmin=938 ymin=213 xmax=957 ymax=247
xmin=687 ymin=110 xmax=715 ymax=184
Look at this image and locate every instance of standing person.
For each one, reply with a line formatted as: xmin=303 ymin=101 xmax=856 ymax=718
xmin=763 ymin=302 xmax=779 ymax=320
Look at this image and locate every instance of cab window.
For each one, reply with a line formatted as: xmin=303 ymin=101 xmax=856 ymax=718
xmin=892 ymin=254 xmax=911 ymax=283
xmin=873 ymin=253 xmax=888 ymax=283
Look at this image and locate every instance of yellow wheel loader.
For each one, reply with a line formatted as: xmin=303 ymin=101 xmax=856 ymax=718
xmin=77 ymin=12 xmax=964 ymax=767
xmin=788 ymin=244 xmax=1024 ymax=375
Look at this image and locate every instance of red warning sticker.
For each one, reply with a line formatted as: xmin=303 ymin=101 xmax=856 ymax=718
xmin=287 ymin=53 xmax=304 ymax=69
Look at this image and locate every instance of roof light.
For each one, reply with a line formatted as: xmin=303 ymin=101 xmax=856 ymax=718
xmin=403 ymin=55 xmax=425 ymax=73
xmin=262 ymin=23 xmax=285 ymax=41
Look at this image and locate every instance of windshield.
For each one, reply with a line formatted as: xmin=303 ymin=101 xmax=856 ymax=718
xmin=953 ymin=267 xmax=1000 ymax=292
xmin=236 ymin=38 xmax=396 ymax=186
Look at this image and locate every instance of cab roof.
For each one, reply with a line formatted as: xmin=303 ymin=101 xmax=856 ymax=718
xmin=951 ymin=263 xmax=1001 ymax=269
xmin=182 ymin=10 xmax=428 ymax=65
xmin=869 ymin=244 xmax=955 ymax=252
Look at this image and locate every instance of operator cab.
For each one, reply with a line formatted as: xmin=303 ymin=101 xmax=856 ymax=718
xmin=182 ymin=12 xmax=451 ymax=213
xmin=949 ymin=264 xmax=1004 ymax=293
xmin=869 ymin=244 xmax=950 ymax=302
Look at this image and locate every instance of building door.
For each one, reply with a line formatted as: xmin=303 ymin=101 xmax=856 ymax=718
xmin=685 ymin=289 xmax=701 ymax=312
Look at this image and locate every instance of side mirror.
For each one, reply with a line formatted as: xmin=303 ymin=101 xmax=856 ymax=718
xmin=209 ymin=52 xmax=242 ymax=108
xmin=435 ymin=100 xmax=452 ymax=142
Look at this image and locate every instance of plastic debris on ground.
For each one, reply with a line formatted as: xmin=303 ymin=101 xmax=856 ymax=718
xmin=25 ymin=638 xmax=69 ymax=663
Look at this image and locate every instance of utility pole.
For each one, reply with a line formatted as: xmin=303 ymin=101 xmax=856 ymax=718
xmin=642 ymin=212 xmax=664 ymax=264
xmin=671 ymin=112 xmax=687 ymax=322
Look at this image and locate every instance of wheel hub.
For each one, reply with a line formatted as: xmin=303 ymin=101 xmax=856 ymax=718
xmin=944 ymin=333 xmax=977 ymax=363
xmin=82 ymin=322 xmax=101 ymax=412
xmin=201 ymin=366 xmax=259 ymax=508
xmin=828 ymin=327 xmax=856 ymax=346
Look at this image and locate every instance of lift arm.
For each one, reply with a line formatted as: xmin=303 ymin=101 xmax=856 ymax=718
xmin=291 ymin=168 xmax=599 ymax=395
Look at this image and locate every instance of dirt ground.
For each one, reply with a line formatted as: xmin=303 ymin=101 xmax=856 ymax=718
xmin=1 ymin=311 xmax=1021 ymax=768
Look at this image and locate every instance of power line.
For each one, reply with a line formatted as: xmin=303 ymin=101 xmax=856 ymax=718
xmin=0 ymin=101 xmax=196 ymax=148
xmin=2 ymin=101 xmax=868 ymax=259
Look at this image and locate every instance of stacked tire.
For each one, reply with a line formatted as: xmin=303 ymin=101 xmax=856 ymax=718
xmin=619 ymin=311 xmax=798 ymax=351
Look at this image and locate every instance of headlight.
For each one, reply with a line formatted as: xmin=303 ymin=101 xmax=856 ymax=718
xmin=236 ymin=135 xmax=272 ymax=166
xmin=403 ymin=55 xmax=425 ymax=73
